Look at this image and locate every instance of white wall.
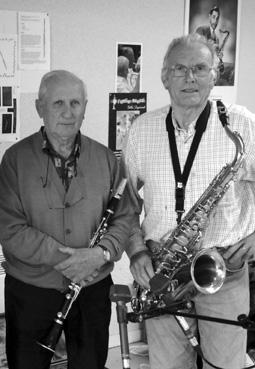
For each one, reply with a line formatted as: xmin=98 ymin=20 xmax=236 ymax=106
xmin=0 ymin=0 xmax=255 ymax=346
xmin=0 ymin=0 xmax=185 ymax=158
xmin=236 ymin=0 xmax=255 ymax=110
xmin=0 ymin=0 xmax=253 ymax=155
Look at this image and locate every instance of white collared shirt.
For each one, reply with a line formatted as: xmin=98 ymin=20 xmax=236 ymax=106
xmin=123 ymin=101 xmax=255 ymax=256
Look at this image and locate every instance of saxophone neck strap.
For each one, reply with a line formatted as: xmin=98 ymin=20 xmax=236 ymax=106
xmin=165 ymin=101 xmax=211 ymax=224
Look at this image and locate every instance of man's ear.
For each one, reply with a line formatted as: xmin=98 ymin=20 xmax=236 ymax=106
xmin=162 ymin=77 xmax=170 ymax=90
xmin=35 ymin=99 xmax=44 ymax=118
xmin=209 ymin=68 xmax=218 ymax=89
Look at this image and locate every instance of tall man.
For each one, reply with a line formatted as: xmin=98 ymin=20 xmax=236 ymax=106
xmin=123 ymin=34 xmax=255 ymax=369
xmin=0 ymin=70 xmax=133 ymax=369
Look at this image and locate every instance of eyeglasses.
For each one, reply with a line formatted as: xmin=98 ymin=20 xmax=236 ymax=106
xmin=170 ymin=64 xmax=213 ymax=77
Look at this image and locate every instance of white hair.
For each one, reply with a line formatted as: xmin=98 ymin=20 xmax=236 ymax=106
xmin=38 ymin=70 xmax=88 ymax=102
xmin=161 ymin=33 xmax=217 ymax=87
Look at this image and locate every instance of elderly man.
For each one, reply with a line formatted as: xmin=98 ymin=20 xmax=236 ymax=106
xmin=0 ymin=70 xmax=132 ymax=369
xmin=123 ymin=34 xmax=255 ymax=369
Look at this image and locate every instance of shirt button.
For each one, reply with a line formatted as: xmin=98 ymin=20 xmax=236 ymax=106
xmin=65 ymin=202 xmax=70 ymax=208
xmin=65 ymin=229 xmax=71 ymax=235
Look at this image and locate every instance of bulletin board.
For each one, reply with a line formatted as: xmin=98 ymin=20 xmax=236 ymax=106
xmin=0 ymin=10 xmax=50 ymax=142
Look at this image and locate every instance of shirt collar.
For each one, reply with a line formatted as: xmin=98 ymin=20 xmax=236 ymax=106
xmin=41 ymin=126 xmax=81 ymax=159
xmin=171 ymin=111 xmax=197 ymax=139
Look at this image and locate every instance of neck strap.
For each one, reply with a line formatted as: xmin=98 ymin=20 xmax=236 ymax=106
xmin=165 ymin=101 xmax=211 ymax=224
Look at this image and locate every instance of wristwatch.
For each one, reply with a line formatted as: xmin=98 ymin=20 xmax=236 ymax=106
xmin=98 ymin=245 xmax=111 ymax=262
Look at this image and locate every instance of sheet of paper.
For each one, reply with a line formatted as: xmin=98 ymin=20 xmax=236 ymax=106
xmin=18 ymin=11 xmax=50 ymax=70
xmin=0 ymin=34 xmax=18 ymax=86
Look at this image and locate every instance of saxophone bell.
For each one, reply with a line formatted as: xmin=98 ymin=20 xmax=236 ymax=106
xmin=149 ymin=248 xmax=226 ymax=298
xmin=191 ymin=248 xmax=226 ymax=294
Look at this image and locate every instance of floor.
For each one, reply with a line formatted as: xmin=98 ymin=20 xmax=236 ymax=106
xmin=106 ymin=346 xmax=255 ymax=369
xmin=50 ymin=342 xmax=150 ymax=369
xmin=106 ymin=342 xmax=150 ymax=369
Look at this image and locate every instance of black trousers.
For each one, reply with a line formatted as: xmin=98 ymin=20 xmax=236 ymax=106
xmin=5 ymin=274 xmax=112 ymax=369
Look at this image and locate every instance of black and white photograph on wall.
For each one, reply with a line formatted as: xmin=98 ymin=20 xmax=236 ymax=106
xmin=108 ymin=93 xmax=146 ymax=158
xmin=115 ymin=42 xmax=142 ymax=93
xmin=0 ymin=85 xmax=19 ymax=141
xmin=185 ymin=0 xmax=239 ymax=87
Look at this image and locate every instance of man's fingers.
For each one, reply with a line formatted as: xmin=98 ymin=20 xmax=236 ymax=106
xmin=58 ymin=247 xmax=74 ymax=255
xmin=144 ymin=262 xmax=155 ymax=280
xmin=131 ymin=265 xmax=151 ymax=289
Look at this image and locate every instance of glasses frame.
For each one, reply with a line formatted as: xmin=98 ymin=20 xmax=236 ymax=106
xmin=170 ymin=63 xmax=214 ymax=78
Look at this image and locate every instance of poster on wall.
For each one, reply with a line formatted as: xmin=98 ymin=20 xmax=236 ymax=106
xmin=0 ymin=34 xmax=18 ymax=85
xmin=0 ymin=85 xmax=20 ymax=142
xmin=18 ymin=12 xmax=50 ymax=71
xmin=185 ymin=0 xmax=240 ymax=103
xmin=115 ymin=42 xmax=142 ymax=93
xmin=108 ymin=93 xmax=147 ymax=159
xmin=0 ymin=10 xmax=51 ymax=93
xmin=0 ymin=34 xmax=20 ymax=142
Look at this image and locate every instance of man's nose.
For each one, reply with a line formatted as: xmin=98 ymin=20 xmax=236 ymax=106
xmin=62 ymin=103 xmax=73 ymax=117
xmin=185 ymin=67 xmax=195 ymax=81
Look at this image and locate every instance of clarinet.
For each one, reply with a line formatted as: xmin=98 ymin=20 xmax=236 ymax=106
xmin=37 ymin=178 xmax=127 ymax=353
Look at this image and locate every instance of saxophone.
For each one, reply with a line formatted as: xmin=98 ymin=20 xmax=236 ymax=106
xmin=217 ymin=29 xmax=230 ymax=74
xmin=131 ymin=101 xmax=245 ymax=314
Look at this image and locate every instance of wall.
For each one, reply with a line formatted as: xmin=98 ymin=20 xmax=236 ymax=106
xmin=0 ymin=0 xmax=254 ymax=155
xmin=236 ymin=0 xmax=255 ymax=110
xmin=0 ymin=0 xmax=185 ymax=157
xmin=0 ymin=0 xmax=255 ymax=346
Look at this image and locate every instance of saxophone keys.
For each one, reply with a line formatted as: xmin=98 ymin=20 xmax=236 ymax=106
xmin=188 ymin=220 xmax=199 ymax=231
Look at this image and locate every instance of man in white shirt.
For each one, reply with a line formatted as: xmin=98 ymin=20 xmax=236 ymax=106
xmin=123 ymin=33 xmax=255 ymax=369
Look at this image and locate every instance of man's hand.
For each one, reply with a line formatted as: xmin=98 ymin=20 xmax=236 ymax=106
xmin=55 ymin=247 xmax=105 ymax=286
xmin=221 ymin=232 xmax=255 ymax=269
xmin=130 ymin=251 xmax=155 ymax=290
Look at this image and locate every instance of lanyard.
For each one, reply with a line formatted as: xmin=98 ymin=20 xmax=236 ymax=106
xmin=165 ymin=101 xmax=211 ymax=224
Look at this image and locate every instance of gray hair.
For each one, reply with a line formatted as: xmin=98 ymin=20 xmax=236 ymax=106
xmin=38 ymin=70 xmax=88 ymax=102
xmin=161 ymin=33 xmax=217 ymax=87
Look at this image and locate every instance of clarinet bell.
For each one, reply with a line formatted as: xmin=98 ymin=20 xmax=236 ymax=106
xmin=37 ymin=317 xmax=64 ymax=353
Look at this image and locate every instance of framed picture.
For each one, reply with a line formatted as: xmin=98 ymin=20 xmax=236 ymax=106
xmin=0 ymin=85 xmax=19 ymax=142
xmin=115 ymin=42 xmax=142 ymax=93
xmin=185 ymin=0 xmax=241 ymax=103
xmin=108 ymin=93 xmax=147 ymax=158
